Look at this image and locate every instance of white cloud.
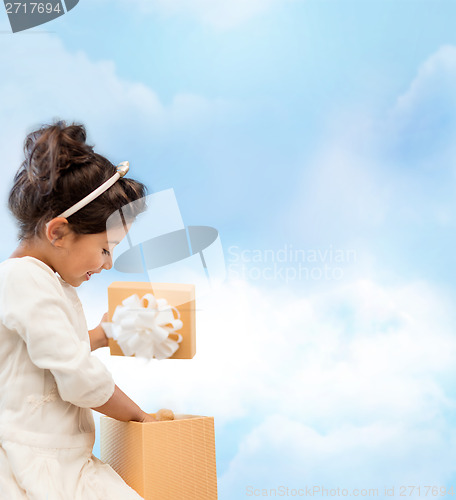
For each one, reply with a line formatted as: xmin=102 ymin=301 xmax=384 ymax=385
xmin=218 ymin=415 xmax=456 ymax=498
xmin=88 ymin=275 xmax=456 ymax=425
xmin=277 ymin=44 xmax=456 ymax=261
xmin=0 ymin=31 xmax=230 ymax=152
xmin=392 ymin=44 xmax=456 ymax=122
xmin=82 ymin=273 xmax=456 ymax=491
xmin=385 ymin=44 xmax=456 ymax=168
xmin=0 ymin=32 xmax=236 ymax=252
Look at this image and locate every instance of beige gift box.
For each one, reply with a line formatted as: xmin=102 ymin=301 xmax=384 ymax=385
xmin=107 ymin=281 xmax=196 ymax=359
xmin=100 ymin=414 xmax=218 ymax=499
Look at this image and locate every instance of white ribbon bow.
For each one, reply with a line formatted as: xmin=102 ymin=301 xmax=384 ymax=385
xmin=101 ymin=293 xmax=183 ymax=360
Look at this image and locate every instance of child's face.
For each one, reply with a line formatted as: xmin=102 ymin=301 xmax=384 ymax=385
xmin=57 ymin=226 xmax=126 ymax=287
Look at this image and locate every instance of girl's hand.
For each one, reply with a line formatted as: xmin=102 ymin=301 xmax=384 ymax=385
xmin=154 ymin=408 xmax=175 ymax=420
xmin=99 ymin=312 xmax=109 ymax=347
xmin=89 ymin=312 xmax=110 ymax=351
xmin=140 ymin=413 xmax=159 ymax=423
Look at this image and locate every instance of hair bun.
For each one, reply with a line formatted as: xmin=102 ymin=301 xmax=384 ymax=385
xmin=23 ymin=120 xmax=95 ymax=196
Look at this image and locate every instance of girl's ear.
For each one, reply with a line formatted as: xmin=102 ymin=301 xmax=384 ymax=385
xmin=46 ymin=217 xmax=71 ymax=247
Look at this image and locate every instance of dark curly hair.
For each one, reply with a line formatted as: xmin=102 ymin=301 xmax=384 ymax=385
xmin=7 ymin=120 xmax=148 ymax=242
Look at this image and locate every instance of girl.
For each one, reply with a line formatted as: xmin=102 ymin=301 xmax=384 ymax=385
xmin=0 ymin=120 xmax=160 ymax=499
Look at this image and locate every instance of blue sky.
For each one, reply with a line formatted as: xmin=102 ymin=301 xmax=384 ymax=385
xmin=2 ymin=1 xmax=456 ymax=498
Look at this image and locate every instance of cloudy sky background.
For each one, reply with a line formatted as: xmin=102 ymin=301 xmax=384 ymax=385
xmin=2 ymin=1 xmax=456 ymax=498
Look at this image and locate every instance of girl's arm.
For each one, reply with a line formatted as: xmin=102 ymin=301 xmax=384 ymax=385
xmin=91 ymin=384 xmax=152 ymax=422
xmin=88 ymin=324 xmax=109 ymax=351
xmin=88 ymin=313 xmax=162 ymax=422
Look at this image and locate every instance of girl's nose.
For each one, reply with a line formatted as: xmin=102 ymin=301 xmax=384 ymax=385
xmin=102 ymin=253 xmax=113 ymax=271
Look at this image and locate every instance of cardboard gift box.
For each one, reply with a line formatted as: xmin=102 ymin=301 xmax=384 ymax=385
xmin=100 ymin=414 xmax=218 ymax=500
xmin=107 ymin=281 xmax=196 ymax=359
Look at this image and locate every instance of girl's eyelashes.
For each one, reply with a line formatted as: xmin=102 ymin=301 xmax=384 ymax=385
xmin=103 ymin=249 xmax=110 ymax=256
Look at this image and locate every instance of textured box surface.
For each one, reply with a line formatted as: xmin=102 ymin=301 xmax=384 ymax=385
xmin=107 ymin=281 xmax=196 ymax=359
xmin=100 ymin=414 xmax=218 ymax=500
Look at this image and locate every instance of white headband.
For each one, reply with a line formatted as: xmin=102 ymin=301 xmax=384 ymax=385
xmin=45 ymin=161 xmax=129 ymax=229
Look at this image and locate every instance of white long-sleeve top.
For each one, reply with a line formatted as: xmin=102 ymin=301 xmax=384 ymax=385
xmin=0 ymin=255 xmax=116 ymax=441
